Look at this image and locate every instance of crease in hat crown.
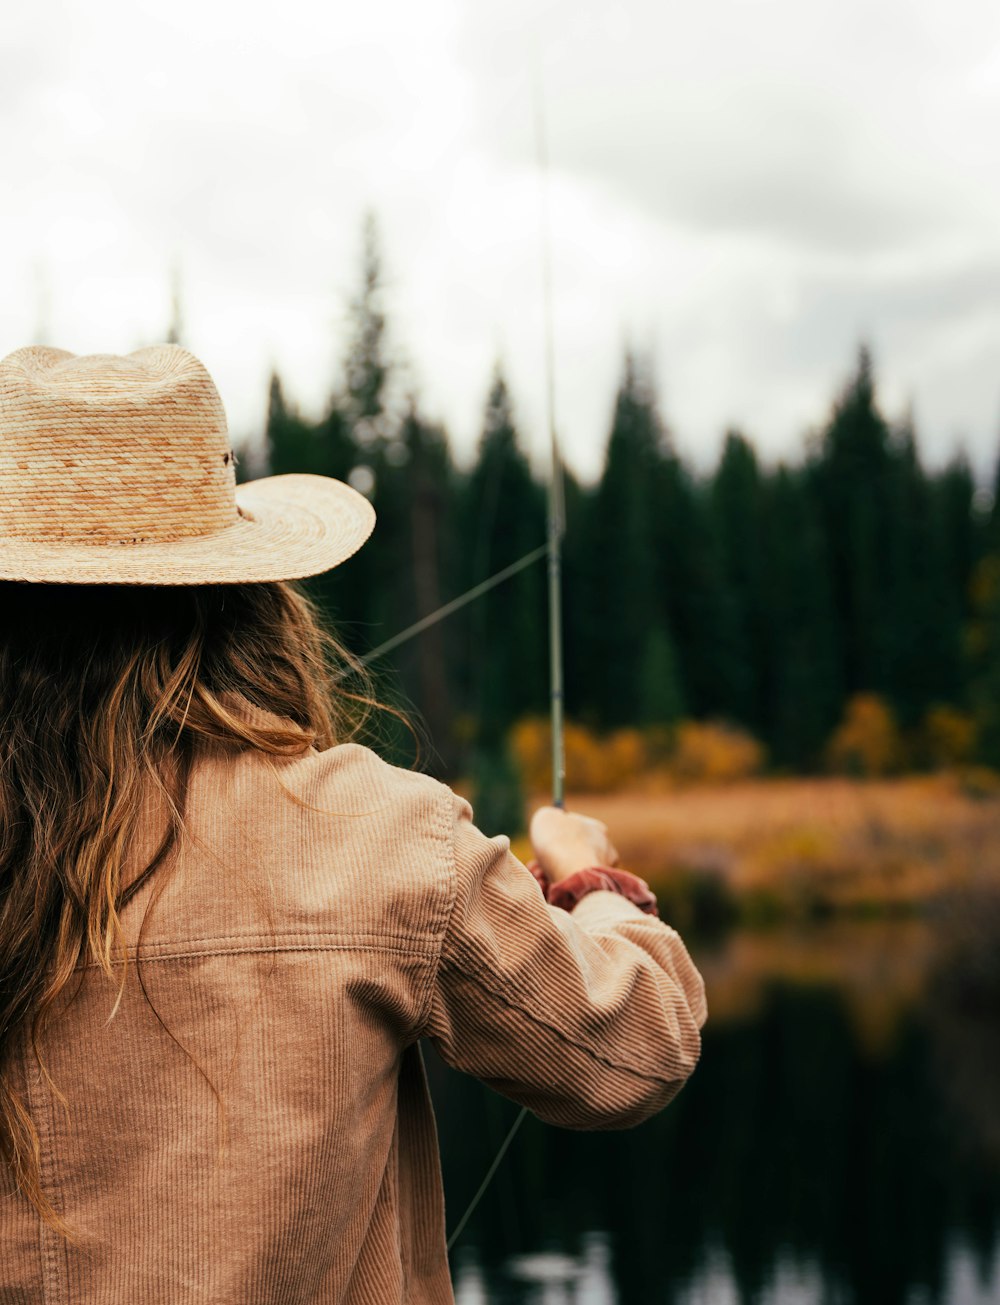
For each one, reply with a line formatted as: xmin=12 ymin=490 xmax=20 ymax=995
xmin=0 ymin=343 xmax=376 ymax=585
xmin=0 ymin=344 xmax=239 ymax=546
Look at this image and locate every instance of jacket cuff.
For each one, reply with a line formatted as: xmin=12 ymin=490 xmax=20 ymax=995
xmin=525 ymin=860 xmax=659 ymax=917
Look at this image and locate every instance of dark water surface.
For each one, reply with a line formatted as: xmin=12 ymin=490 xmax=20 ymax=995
xmin=429 ymin=915 xmax=1000 ymax=1304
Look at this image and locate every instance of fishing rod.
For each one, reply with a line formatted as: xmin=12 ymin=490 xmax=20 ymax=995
xmin=537 ymin=53 xmax=567 ymax=812
xmin=445 ymin=52 xmax=566 ymax=1253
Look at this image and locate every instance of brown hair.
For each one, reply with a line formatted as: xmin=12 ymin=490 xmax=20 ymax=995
xmin=0 ymin=578 xmax=381 ymax=1228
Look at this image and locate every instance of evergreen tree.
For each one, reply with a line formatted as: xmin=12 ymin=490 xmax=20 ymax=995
xmin=884 ymin=417 xmax=963 ymax=724
xmin=393 ymin=400 xmax=461 ymax=773
xmin=343 ymin=211 xmax=392 ymax=446
xmin=760 ymin=465 xmax=842 ymax=767
xmin=987 ymin=445 xmax=1000 ymax=553
xmin=639 ymin=623 xmax=685 ymax=725
xmin=937 ymin=451 xmax=986 ymax=623
xmin=651 ymin=450 xmax=741 ymax=723
xmin=467 ymin=742 xmax=526 ymax=837
xmin=967 ymin=555 xmax=1000 ymax=767
xmin=710 ymin=430 xmax=767 ymax=732
xmin=264 ymin=371 xmax=316 ymax=476
xmin=968 ymin=439 xmax=1000 ymax=765
xmin=559 ymin=464 xmax=592 ymax=721
xmin=810 ymin=345 xmax=897 ymax=697
xmin=315 ymin=213 xmax=401 ymax=659
xmin=585 ymin=352 xmax=669 ymax=727
xmin=458 ymin=365 xmax=547 ymax=751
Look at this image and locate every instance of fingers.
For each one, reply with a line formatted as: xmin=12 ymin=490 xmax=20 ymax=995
xmin=529 ymin=805 xmax=620 ymax=869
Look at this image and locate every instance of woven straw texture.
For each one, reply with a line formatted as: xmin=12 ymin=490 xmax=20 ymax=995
xmin=0 ymin=345 xmax=375 ymax=584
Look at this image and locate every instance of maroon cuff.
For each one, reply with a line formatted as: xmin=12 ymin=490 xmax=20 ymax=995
xmin=526 ymin=860 xmax=659 ymax=918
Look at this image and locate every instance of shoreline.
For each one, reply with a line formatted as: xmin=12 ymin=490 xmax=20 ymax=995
xmin=511 ymin=773 xmax=1000 ymax=926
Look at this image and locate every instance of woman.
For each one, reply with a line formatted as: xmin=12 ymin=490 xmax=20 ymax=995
xmin=0 ymin=344 xmax=706 ymax=1303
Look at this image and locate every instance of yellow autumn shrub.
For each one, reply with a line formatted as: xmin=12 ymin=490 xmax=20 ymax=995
xmin=826 ymin=694 xmax=902 ymax=777
xmin=509 ymin=717 xmax=553 ymax=794
xmin=668 ymin=720 xmax=765 ymax=784
xmin=921 ymin=704 xmax=976 ymax=769
xmin=509 ymin=718 xmax=652 ymax=794
xmin=603 ymin=729 xmax=648 ymax=788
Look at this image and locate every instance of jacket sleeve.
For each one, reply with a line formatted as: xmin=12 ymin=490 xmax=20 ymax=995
xmin=423 ymin=791 xmax=707 ymax=1130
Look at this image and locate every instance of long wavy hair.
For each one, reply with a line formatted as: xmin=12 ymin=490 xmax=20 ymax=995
xmin=0 ymin=578 xmax=383 ymax=1230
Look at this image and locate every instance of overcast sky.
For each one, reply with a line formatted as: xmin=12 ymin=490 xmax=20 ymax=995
xmin=3 ymin=0 xmax=1000 ymax=483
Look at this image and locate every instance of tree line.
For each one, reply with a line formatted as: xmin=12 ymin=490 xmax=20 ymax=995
xmin=251 ymin=217 xmax=1000 ymax=789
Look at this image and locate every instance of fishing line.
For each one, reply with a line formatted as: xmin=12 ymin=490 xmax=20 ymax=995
xmin=341 ymin=535 xmax=551 ymax=1253
xmin=445 ymin=1106 xmax=527 ymax=1252
xmin=338 ymin=543 xmax=550 ymax=674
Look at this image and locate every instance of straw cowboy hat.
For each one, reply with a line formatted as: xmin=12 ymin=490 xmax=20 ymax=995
xmin=0 ymin=344 xmax=376 ymax=585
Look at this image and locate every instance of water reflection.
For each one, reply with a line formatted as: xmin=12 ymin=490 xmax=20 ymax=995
xmin=454 ymin=1234 xmax=617 ymax=1304
xmin=455 ymin=1238 xmax=1000 ymax=1305
xmin=432 ymin=908 xmax=1000 ymax=1304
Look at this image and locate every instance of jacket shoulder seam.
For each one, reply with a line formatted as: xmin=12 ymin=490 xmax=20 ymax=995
xmin=414 ymin=784 xmax=460 ymax=1035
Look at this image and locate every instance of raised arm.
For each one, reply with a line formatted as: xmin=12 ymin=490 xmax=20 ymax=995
xmin=424 ymin=792 xmax=707 ymax=1130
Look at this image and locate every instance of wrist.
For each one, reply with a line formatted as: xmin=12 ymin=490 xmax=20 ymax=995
xmin=526 ymin=860 xmax=659 ymax=917
xmin=541 ymin=856 xmax=604 ymax=885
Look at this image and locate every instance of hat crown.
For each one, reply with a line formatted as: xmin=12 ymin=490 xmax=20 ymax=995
xmin=0 ymin=345 xmax=239 ymax=545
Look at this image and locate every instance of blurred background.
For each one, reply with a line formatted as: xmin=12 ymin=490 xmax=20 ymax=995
xmin=5 ymin=0 xmax=1000 ymax=1299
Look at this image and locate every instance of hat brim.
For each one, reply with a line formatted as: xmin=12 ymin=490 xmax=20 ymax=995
xmin=0 ymin=474 xmax=376 ymax=585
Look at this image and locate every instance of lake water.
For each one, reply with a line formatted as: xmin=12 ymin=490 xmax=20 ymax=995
xmin=428 ymin=911 xmax=1000 ymax=1304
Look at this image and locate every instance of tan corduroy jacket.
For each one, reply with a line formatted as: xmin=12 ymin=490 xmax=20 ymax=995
xmin=1 ymin=696 xmax=707 ymax=1304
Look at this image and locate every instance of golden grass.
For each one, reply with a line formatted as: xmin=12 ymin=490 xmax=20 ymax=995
xmin=516 ymin=773 xmax=1000 ymax=918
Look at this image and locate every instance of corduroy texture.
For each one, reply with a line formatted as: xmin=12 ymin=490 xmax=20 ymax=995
xmin=0 ymin=347 xmax=375 ymax=584
xmin=0 ymin=695 xmax=707 ymax=1303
